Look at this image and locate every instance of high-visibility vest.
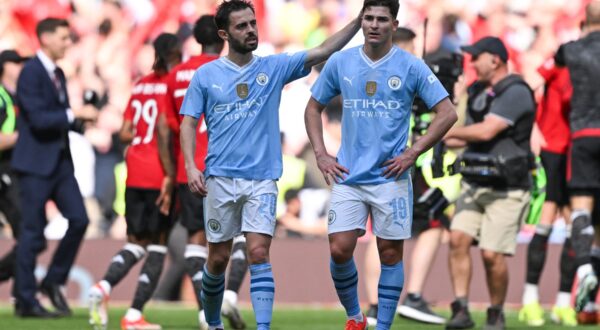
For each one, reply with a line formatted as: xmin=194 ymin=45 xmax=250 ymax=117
xmin=0 ymin=86 xmax=16 ymax=134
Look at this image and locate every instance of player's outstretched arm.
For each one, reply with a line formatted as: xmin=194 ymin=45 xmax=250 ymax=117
xmin=305 ymin=97 xmax=349 ymax=185
xmin=304 ymin=15 xmax=361 ymax=70
xmin=180 ymin=115 xmax=207 ymax=196
xmin=156 ymin=113 xmax=175 ymax=215
xmin=383 ymin=98 xmax=457 ymax=179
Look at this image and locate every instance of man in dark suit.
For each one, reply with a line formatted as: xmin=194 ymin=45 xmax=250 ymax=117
xmin=12 ymin=17 xmax=97 ymax=318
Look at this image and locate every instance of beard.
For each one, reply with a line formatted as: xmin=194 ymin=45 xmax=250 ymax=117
xmin=228 ymin=34 xmax=258 ymax=54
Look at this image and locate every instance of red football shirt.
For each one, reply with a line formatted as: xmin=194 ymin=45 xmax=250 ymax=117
xmin=165 ymin=54 xmax=218 ymax=184
xmin=123 ymin=73 xmax=169 ymax=189
xmin=536 ymin=59 xmax=572 ymax=154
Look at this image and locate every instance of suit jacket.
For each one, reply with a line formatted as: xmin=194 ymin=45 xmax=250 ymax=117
xmin=11 ymin=56 xmax=73 ymax=177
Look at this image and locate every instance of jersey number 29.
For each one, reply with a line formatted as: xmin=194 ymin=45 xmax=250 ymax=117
xmin=131 ymin=99 xmax=158 ymax=145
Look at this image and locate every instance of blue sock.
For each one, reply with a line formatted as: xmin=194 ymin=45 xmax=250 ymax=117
xmin=201 ymin=265 xmax=225 ymax=327
xmin=330 ymin=258 xmax=361 ymax=317
xmin=250 ymin=263 xmax=275 ymax=330
xmin=376 ymin=261 xmax=404 ymax=330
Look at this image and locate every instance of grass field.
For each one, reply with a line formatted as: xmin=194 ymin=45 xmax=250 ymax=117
xmin=0 ymin=305 xmax=585 ymax=329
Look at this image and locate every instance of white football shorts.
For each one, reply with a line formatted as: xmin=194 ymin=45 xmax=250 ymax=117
xmin=204 ymin=176 xmax=278 ymax=243
xmin=327 ymin=179 xmax=413 ymax=240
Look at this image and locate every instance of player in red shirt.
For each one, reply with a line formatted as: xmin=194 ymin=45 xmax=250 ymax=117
xmin=519 ymin=57 xmax=577 ymax=326
xmin=88 ymin=33 xmax=181 ymax=330
xmin=164 ymin=16 xmax=247 ymax=329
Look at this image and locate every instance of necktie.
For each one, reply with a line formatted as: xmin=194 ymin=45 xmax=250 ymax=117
xmin=53 ymin=67 xmax=66 ymax=103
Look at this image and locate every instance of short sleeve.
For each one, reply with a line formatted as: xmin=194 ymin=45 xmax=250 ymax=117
xmin=489 ymin=85 xmax=534 ymax=126
xmin=276 ymin=51 xmax=311 ymax=84
xmin=180 ymin=70 xmax=206 ymax=119
xmin=163 ymin=72 xmax=180 ymax=132
xmin=310 ymin=53 xmax=341 ymax=105
xmin=413 ymin=59 xmax=449 ymax=109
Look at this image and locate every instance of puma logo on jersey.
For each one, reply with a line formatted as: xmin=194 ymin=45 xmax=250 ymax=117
xmin=343 ymin=76 xmax=354 ymax=86
xmin=212 ymin=84 xmax=223 ymax=92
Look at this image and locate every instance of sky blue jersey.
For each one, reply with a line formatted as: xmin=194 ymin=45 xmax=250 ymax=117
xmin=180 ymin=52 xmax=310 ymax=180
xmin=311 ymin=46 xmax=449 ymax=185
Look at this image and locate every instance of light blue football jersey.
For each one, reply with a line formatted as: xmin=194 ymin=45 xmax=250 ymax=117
xmin=180 ymin=52 xmax=310 ymax=180
xmin=311 ymin=46 xmax=449 ymax=185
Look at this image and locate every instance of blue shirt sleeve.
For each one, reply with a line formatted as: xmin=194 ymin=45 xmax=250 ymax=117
xmin=276 ymin=51 xmax=311 ymax=84
xmin=179 ymin=69 xmax=206 ymax=119
xmin=310 ymin=53 xmax=341 ymax=105
xmin=413 ymin=59 xmax=449 ymax=109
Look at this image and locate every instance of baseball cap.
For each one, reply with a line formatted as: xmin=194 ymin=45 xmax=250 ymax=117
xmin=460 ymin=37 xmax=508 ymax=63
xmin=0 ymin=50 xmax=29 ymax=76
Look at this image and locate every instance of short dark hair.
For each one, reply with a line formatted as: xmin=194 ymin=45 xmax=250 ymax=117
xmin=392 ymin=27 xmax=416 ymax=44
xmin=194 ymin=15 xmax=222 ymax=46
xmin=362 ymin=0 xmax=400 ymax=19
xmin=215 ymin=0 xmax=255 ymax=30
xmin=36 ymin=18 xmax=69 ymax=40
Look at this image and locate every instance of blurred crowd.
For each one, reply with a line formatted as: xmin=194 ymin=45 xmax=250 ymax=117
xmin=0 ymin=0 xmax=592 ymax=241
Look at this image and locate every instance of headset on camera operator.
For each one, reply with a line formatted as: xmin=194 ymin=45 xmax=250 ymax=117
xmin=443 ymin=36 xmax=536 ymax=329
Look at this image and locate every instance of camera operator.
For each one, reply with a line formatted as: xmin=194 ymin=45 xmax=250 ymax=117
xmin=443 ymin=37 xmax=535 ymax=330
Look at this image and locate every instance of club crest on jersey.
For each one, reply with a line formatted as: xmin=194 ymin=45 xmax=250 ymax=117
xmin=366 ymin=81 xmax=377 ymax=96
xmin=236 ymin=83 xmax=249 ymax=99
xmin=207 ymin=219 xmax=221 ymax=233
xmin=256 ymin=73 xmax=269 ymax=86
xmin=328 ymin=210 xmax=336 ymax=225
xmin=388 ymin=76 xmax=401 ymax=90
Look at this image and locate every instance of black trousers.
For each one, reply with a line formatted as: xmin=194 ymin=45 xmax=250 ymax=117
xmin=15 ymin=157 xmax=89 ymax=308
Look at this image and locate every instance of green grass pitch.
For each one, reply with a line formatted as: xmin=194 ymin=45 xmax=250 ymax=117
xmin=0 ymin=305 xmax=583 ymax=329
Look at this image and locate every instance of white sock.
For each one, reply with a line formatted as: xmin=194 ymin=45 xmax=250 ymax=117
xmin=348 ymin=312 xmax=364 ymax=323
xmin=98 ymin=280 xmax=112 ymax=295
xmin=522 ymin=283 xmax=539 ymax=305
xmin=224 ymin=289 xmax=238 ymax=305
xmin=578 ymin=263 xmax=594 ymax=280
xmin=555 ymin=291 xmax=571 ymax=308
xmin=184 ymin=244 xmax=208 ymax=259
xmin=125 ymin=308 xmax=142 ymax=321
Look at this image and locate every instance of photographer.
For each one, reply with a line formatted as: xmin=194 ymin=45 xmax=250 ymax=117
xmin=0 ymin=50 xmax=27 ymax=284
xmin=397 ymin=34 xmax=463 ymax=326
xmin=443 ymin=37 xmax=535 ymax=330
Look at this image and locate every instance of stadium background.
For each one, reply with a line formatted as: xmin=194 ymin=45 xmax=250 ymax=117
xmin=0 ymin=0 xmax=593 ymax=312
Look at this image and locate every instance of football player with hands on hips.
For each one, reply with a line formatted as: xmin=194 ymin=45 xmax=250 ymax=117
xmin=305 ymin=0 xmax=456 ymax=329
